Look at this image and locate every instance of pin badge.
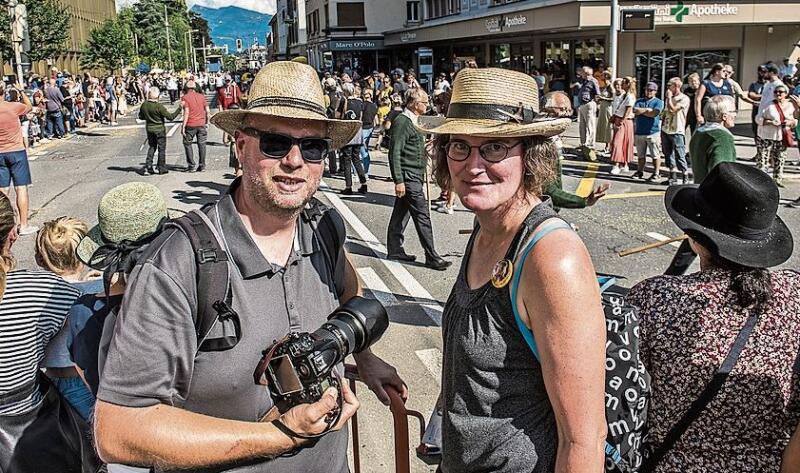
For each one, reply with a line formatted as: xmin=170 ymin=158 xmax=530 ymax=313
xmin=491 ymin=259 xmax=513 ymax=288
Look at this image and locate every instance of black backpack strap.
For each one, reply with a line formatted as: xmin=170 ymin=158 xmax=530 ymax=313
xmin=302 ymin=198 xmax=346 ymax=299
xmin=640 ymin=310 xmax=759 ymax=472
xmin=169 ymin=209 xmax=238 ymax=352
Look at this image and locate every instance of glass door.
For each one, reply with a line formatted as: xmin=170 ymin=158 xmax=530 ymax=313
xmin=635 ymin=50 xmax=683 ymax=99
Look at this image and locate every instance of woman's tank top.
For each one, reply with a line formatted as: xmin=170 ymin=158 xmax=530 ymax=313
xmin=440 ymin=200 xmax=561 ymax=472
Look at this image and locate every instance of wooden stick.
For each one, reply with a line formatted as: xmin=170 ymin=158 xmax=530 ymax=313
xmin=458 ymin=229 xmax=473 ymax=235
xmin=618 ymin=234 xmax=688 ymax=257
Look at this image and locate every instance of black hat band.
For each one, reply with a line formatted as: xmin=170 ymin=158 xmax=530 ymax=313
xmin=247 ymin=96 xmax=327 ymax=118
xmin=447 ymin=102 xmax=543 ymax=125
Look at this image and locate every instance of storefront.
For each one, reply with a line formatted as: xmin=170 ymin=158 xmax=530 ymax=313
xmin=385 ymin=1 xmax=800 ymax=99
xmin=307 ymin=37 xmax=392 ymax=74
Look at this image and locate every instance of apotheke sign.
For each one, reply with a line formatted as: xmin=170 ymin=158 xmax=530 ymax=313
xmin=484 ymin=14 xmax=529 ymax=33
xmin=626 ymin=2 xmax=739 ymax=23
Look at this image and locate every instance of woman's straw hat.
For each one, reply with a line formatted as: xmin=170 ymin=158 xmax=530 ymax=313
xmin=76 ymin=182 xmax=169 ymax=267
xmin=416 ymin=67 xmax=571 ymax=138
xmin=210 ymin=61 xmax=360 ymax=148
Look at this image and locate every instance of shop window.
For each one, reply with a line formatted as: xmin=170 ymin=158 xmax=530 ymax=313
xmin=407 ymin=1 xmax=420 ymax=23
xmin=336 ymin=2 xmax=364 ymax=28
xmin=492 ymin=43 xmax=511 ymax=68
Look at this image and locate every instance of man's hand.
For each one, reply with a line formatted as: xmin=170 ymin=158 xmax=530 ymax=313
xmin=697 ymin=115 xmax=705 ymax=125
xmin=353 ymin=351 xmax=408 ymax=406
xmin=585 ymin=183 xmax=610 ymax=206
xmin=395 ymin=183 xmax=406 ymax=198
xmin=280 ymin=383 xmax=359 ymax=437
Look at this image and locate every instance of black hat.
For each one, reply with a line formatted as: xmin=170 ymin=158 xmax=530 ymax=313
xmin=665 ymin=162 xmax=793 ymax=268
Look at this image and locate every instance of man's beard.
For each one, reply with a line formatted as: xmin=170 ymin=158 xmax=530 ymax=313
xmin=245 ymin=168 xmax=320 ymax=219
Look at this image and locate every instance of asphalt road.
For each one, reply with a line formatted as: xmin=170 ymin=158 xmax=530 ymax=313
xmin=13 ymin=95 xmax=800 ymax=472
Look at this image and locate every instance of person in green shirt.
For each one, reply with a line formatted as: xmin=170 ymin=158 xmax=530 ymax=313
xmin=665 ymin=94 xmax=737 ymax=275
xmin=138 ymin=87 xmax=182 ymax=175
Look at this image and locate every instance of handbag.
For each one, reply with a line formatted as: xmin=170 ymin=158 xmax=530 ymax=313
xmin=0 ymin=373 xmax=102 ymax=473
xmin=774 ymin=101 xmax=796 ymax=148
xmin=638 ymin=310 xmax=759 ymax=472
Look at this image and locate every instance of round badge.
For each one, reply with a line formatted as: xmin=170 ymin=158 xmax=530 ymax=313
xmin=491 ymin=259 xmax=514 ymax=289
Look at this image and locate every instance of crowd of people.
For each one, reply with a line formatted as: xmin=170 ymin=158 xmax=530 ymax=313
xmin=0 ymin=55 xmax=799 ymax=473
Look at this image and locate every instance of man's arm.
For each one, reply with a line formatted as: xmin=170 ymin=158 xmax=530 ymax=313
xmin=732 ymin=80 xmax=756 ymax=105
xmin=748 ymin=84 xmax=763 ymax=103
xmin=388 ymin=115 xmax=409 ymax=184
xmin=180 ymin=100 xmax=189 ymax=134
xmin=15 ymin=83 xmax=32 ymax=114
xmin=517 ymin=226 xmax=607 ymax=473
xmin=161 ymin=103 xmax=182 ymax=121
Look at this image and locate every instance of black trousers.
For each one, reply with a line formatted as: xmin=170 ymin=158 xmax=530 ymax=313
xmin=340 ymin=145 xmax=366 ymax=188
xmin=168 ymin=89 xmax=177 ymax=104
xmin=387 ymin=170 xmax=438 ymax=260
xmin=145 ymin=131 xmax=167 ymax=170
xmin=183 ymin=126 xmax=208 ymax=168
xmin=664 ymin=240 xmax=697 ymax=275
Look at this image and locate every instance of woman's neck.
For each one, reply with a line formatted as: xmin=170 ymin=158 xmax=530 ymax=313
xmin=475 ymin=195 xmax=541 ymax=242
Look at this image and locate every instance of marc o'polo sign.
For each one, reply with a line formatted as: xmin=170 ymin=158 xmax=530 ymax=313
xmin=485 ymin=14 xmax=528 ymax=33
xmin=329 ymin=39 xmax=384 ymax=50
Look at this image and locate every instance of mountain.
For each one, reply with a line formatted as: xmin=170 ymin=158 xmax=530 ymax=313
xmin=190 ymin=5 xmax=272 ymax=54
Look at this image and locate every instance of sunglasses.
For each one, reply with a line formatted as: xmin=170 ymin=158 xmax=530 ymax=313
xmin=242 ymin=128 xmax=331 ymax=163
xmin=445 ymin=140 xmax=522 ymax=163
xmin=775 ymin=90 xmax=788 ymax=95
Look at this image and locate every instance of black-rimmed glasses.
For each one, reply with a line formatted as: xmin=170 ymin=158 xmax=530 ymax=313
xmin=242 ymin=128 xmax=331 ymax=163
xmin=445 ymin=140 xmax=523 ymax=163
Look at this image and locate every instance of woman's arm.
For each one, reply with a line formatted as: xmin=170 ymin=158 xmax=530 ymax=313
xmin=695 ymin=84 xmax=707 ymax=123
xmin=516 ymin=224 xmax=607 ymax=473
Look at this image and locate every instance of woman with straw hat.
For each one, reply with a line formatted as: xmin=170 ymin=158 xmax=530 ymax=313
xmin=419 ymin=67 xmax=607 ymax=472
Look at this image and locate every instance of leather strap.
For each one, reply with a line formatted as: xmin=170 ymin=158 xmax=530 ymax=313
xmin=447 ymin=102 xmax=543 ymax=124
xmin=247 ymin=96 xmax=327 ymax=118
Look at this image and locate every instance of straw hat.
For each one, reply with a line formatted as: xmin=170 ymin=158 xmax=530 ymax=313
xmin=416 ymin=67 xmax=571 ymax=138
xmin=210 ymin=61 xmax=360 ymax=149
xmin=76 ymin=182 xmax=169 ymax=268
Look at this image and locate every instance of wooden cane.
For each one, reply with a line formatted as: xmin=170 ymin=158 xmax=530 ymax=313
xmin=618 ymin=234 xmax=688 ymax=257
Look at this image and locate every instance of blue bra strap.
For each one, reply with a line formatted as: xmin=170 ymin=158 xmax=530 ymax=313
xmin=509 ymin=220 xmax=574 ymax=360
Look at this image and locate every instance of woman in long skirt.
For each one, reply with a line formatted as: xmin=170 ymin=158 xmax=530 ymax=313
xmin=595 ymin=71 xmax=614 ymax=154
xmin=610 ymin=77 xmax=636 ymax=175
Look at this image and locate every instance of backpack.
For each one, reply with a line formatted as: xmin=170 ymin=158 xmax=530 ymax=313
xmin=509 ymin=219 xmax=650 ymax=473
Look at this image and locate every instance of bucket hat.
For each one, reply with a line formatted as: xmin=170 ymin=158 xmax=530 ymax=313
xmin=77 ymin=182 xmax=169 ymax=269
xmin=212 ymin=61 xmax=360 ymax=148
xmin=416 ymin=67 xmax=571 ymax=138
xmin=665 ymin=162 xmax=793 ymax=268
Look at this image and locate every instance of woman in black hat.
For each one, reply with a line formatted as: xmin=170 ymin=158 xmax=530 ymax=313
xmin=627 ymin=162 xmax=799 ymax=472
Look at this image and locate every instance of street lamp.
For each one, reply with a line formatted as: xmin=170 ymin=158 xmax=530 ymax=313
xmin=184 ymin=29 xmax=199 ymax=72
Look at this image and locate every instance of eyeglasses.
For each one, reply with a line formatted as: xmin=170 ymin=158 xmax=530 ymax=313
xmin=242 ymin=129 xmax=331 ymax=163
xmin=445 ymin=140 xmax=522 ymax=163
xmin=775 ymin=90 xmax=788 ymax=95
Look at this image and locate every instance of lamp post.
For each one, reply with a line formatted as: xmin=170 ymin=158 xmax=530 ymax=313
xmin=610 ymin=0 xmax=619 ymax=78
xmin=183 ymin=29 xmax=199 ymax=72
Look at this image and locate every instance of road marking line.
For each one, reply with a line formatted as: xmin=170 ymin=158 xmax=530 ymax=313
xmin=602 ymin=191 xmax=665 ymax=200
xmin=167 ymin=123 xmax=181 ymax=137
xmin=415 ymin=348 xmax=442 ymax=384
xmin=320 ymin=181 xmax=443 ymax=326
xmin=647 ymin=232 xmax=682 ymax=248
xmin=356 ymin=267 xmax=399 ymax=307
xmin=94 ymin=124 xmax=145 ymax=131
xmin=575 ymin=163 xmax=599 ymax=197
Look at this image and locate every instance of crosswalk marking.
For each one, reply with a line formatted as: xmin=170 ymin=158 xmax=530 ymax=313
xmin=646 ymin=232 xmax=682 ymax=248
xmin=415 ymin=348 xmax=442 ymax=385
xmin=356 ymin=267 xmax=399 ymax=307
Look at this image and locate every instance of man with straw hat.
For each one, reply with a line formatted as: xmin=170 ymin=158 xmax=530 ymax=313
xmin=94 ymin=61 xmax=405 ymax=473
xmin=419 ymin=67 xmax=608 ymax=473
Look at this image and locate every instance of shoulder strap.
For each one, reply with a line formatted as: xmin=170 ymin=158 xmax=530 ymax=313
xmin=639 ymin=310 xmax=759 ymax=473
xmin=169 ymin=209 xmax=235 ymax=351
xmin=302 ymin=199 xmax=346 ymax=299
xmin=775 ymin=101 xmax=787 ymax=124
xmin=509 ymin=219 xmax=574 ymax=360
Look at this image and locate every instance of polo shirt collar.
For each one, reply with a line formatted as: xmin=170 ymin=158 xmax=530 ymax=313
xmin=403 ymin=107 xmax=419 ymax=125
xmin=217 ymin=179 xmax=316 ymax=279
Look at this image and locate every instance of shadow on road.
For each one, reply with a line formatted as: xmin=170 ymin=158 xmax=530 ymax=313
xmin=172 ymin=180 xmax=229 ymax=206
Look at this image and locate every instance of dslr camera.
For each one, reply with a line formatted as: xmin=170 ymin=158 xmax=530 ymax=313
xmin=254 ymin=296 xmax=389 ymax=413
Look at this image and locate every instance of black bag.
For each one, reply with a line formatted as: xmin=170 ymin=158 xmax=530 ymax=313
xmin=509 ymin=220 xmax=650 ymax=473
xmin=0 ymin=373 xmax=102 ymax=473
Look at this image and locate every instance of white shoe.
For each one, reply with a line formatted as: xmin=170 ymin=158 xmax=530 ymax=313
xmin=111 ymin=121 xmax=119 ymax=126
xmin=18 ymin=224 xmax=39 ymax=236
xmin=436 ymin=206 xmax=454 ymax=215
xmin=622 ymin=165 xmax=630 ymax=172
xmin=610 ymin=166 xmax=621 ymax=175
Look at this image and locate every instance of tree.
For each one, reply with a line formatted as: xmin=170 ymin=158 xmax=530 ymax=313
xmin=188 ymin=10 xmax=211 ymax=51
xmin=0 ymin=0 xmax=71 ymax=67
xmin=80 ymin=18 xmax=134 ymax=72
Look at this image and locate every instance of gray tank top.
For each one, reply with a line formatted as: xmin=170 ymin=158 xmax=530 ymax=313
xmin=441 ymin=201 xmax=560 ymax=473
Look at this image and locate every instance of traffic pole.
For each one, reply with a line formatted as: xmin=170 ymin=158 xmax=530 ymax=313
xmin=609 ymin=0 xmax=619 ymax=79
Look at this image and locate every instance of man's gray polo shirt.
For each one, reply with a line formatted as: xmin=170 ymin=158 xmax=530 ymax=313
xmin=98 ymin=179 xmax=348 ymax=473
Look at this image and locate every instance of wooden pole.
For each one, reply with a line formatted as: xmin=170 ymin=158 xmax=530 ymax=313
xmin=618 ymin=234 xmax=688 ymax=257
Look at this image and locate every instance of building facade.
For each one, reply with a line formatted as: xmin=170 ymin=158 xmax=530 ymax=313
xmin=383 ymin=0 xmax=800 ymax=98
xmin=270 ymin=0 xmax=290 ymax=60
xmin=270 ymin=0 xmax=308 ymax=61
xmin=305 ymin=0 xmax=406 ymax=74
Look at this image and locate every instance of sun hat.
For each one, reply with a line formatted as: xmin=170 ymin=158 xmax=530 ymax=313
xmin=210 ymin=61 xmax=361 ymax=149
xmin=76 ymin=182 xmax=170 ymax=269
xmin=665 ymin=162 xmax=793 ymax=268
xmin=415 ymin=67 xmax=571 ymax=138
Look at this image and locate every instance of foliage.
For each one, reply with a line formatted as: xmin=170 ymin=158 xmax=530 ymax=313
xmin=128 ymin=0 xmax=192 ymax=70
xmin=0 ymin=0 xmax=71 ymax=66
xmin=223 ymin=54 xmax=238 ymax=72
xmin=188 ymin=10 xmax=211 ymax=50
xmin=80 ymin=18 xmax=134 ymax=73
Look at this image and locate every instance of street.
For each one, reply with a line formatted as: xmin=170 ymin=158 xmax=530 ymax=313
xmin=13 ymin=93 xmax=800 ymax=472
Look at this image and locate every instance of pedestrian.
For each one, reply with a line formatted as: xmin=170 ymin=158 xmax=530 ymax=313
xmin=756 ymin=83 xmax=798 ymax=186
xmin=0 ymin=82 xmax=37 ymax=235
xmin=93 ymin=60 xmax=404 ymax=472
xmin=180 ymin=79 xmax=210 ymax=173
xmin=222 ymin=75 xmax=241 ymax=110
xmin=138 ymin=87 xmax=182 ymax=176
xmin=576 ymin=66 xmax=601 ymax=161
xmin=360 ymin=88 xmax=378 ymax=176
xmin=757 ymin=63 xmax=786 ymax=122
xmin=779 ymin=57 xmax=797 ymax=78
xmin=661 ymin=77 xmax=691 ymax=185
xmin=629 ymin=162 xmax=799 ymax=473
xmin=610 ymin=77 xmax=635 ymax=175
xmin=44 ymin=78 xmax=66 ymax=139
xmin=386 ymin=88 xmax=450 ymax=270
xmin=336 ymin=82 xmax=368 ymax=195
xmin=684 ymin=72 xmax=701 ymax=135
xmin=36 ymin=217 xmax=102 ymax=421
xmin=665 ymin=95 xmax=737 ymax=276
xmin=748 ymin=65 xmax=768 ymax=156
xmin=420 ymin=67 xmax=607 ymax=473
xmin=695 ymin=63 xmax=733 ymax=126
xmin=595 ymin=70 xmax=614 ymax=155
xmin=633 ymin=82 xmax=665 ymax=181
xmin=166 ymin=75 xmax=179 ymax=104
xmin=105 ymin=77 xmax=118 ymax=126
